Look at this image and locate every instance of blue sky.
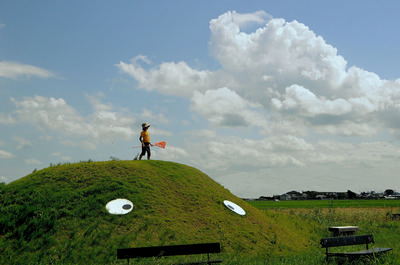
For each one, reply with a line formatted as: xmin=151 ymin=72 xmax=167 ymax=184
xmin=1 ymin=1 xmax=400 ymax=197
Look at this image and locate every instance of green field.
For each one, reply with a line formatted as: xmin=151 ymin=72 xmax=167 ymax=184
xmin=248 ymin=199 xmax=400 ymax=210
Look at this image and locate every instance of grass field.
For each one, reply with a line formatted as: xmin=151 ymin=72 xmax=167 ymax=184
xmin=248 ymin=199 xmax=400 ymax=265
xmin=113 ymin=200 xmax=400 ymax=264
xmin=248 ymin=199 xmax=400 ymax=210
xmin=1 ymin=161 xmax=399 ymax=264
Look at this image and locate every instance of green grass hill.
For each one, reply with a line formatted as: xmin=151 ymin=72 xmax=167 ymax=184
xmin=0 ymin=160 xmax=317 ymax=264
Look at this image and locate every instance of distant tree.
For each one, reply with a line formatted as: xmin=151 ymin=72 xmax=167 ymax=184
xmin=303 ymin=191 xmax=318 ymax=200
xmin=287 ymin=190 xmax=301 ymax=195
xmin=272 ymin=195 xmax=280 ymax=201
xmin=336 ymin=192 xmax=347 ymax=200
xmin=384 ymin=189 xmax=395 ymax=196
xmin=109 ymin=156 xmax=121 ymax=161
xmin=257 ymin=196 xmax=273 ymax=201
xmin=347 ymin=190 xmax=358 ymax=199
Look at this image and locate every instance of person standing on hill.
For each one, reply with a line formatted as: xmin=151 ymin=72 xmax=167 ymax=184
xmin=139 ymin=122 xmax=153 ymax=160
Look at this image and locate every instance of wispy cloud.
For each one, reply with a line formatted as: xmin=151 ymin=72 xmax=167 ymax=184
xmin=13 ymin=137 xmax=33 ymax=150
xmin=0 ymin=61 xmax=57 ymax=79
xmin=0 ymin=150 xmax=15 ymax=159
xmin=8 ymin=95 xmax=138 ymax=149
xmin=0 ymin=113 xmax=16 ymax=124
xmin=25 ymin=158 xmax=42 ymax=165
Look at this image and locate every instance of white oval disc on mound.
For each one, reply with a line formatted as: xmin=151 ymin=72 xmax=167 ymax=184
xmin=106 ymin=199 xmax=134 ymax=215
xmin=223 ymin=200 xmax=246 ymax=216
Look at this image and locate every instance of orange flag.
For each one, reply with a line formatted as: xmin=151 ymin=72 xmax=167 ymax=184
xmin=154 ymin=141 xmax=166 ymax=149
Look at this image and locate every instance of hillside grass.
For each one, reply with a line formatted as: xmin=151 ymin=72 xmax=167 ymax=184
xmin=0 ymin=160 xmax=320 ymax=264
xmin=2 ymin=160 xmax=397 ymax=264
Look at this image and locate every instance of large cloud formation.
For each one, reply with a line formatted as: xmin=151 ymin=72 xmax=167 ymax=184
xmin=116 ymin=10 xmax=400 ymax=196
xmin=118 ymin=10 xmax=400 ymax=138
xmin=3 ymin=10 xmax=398 ymax=196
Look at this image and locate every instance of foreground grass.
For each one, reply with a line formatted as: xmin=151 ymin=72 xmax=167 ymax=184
xmin=249 ymin=200 xmax=400 ymax=264
xmin=0 ymin=161 xmax=318 ymax=264
xmin=30 ymin=204 xmax=398 ymax=264
xmin=128 ymin=203 xmax=400 ymax=264
xmin=1 ymin=160 xmax=398 ymax=264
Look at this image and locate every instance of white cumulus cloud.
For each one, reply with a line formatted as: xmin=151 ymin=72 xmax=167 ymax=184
xmin=117 ymin=59 xmax=214 ymax=97
xmin=191 ymin=87 xmax=267 ymax=128
xmin=117 ymin=10 xmax=400 ymax=138
xmin=271 ymin=84 xmax=353 ymax=116
xmin=115 ymin=10 xmax=400 ymax=196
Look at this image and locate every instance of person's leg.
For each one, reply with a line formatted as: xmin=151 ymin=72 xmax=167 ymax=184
xmin=146 ymin=145 xmax=151 ymax=160
xmin=139 ymin=146 xmax=146 ymax=160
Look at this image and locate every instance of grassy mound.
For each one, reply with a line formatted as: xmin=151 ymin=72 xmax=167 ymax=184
xmin=0 ymin=160 xmax=316 ymax=264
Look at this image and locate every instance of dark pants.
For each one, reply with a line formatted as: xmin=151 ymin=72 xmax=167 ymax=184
xmin=140 ymin=142 xmax=151 ymax=158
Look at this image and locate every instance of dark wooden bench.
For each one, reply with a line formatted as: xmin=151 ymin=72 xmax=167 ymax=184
xmin=386 ymin=213 xmax=400 ymax=220
xmin=320 ymin=234 xmax=392 ymax=261
xmin=117 ymin=242 xmax=222 ymax=265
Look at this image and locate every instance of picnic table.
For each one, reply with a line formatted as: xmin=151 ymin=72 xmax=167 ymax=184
xmin=328 ymin=226 xmax=359 ymax=237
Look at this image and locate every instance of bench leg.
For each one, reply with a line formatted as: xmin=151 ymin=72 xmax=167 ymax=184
xmin=326 ymin=249 xmax=328 ymax=262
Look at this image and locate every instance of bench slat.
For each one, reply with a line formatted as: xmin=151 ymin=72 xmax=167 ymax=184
xmin=320 ymin=235 xmax=373 ymax=248
xmin=117 ymin=243 xmax=221 ymax=259
xmin=327 ymin=247 xmax=392 ymax=257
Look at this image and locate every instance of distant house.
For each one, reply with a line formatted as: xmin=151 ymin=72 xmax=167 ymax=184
xmin=286 ymin=191 xmax=304 ymax=200
xmin=280 ymin=193 xmax=291 ymax=201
